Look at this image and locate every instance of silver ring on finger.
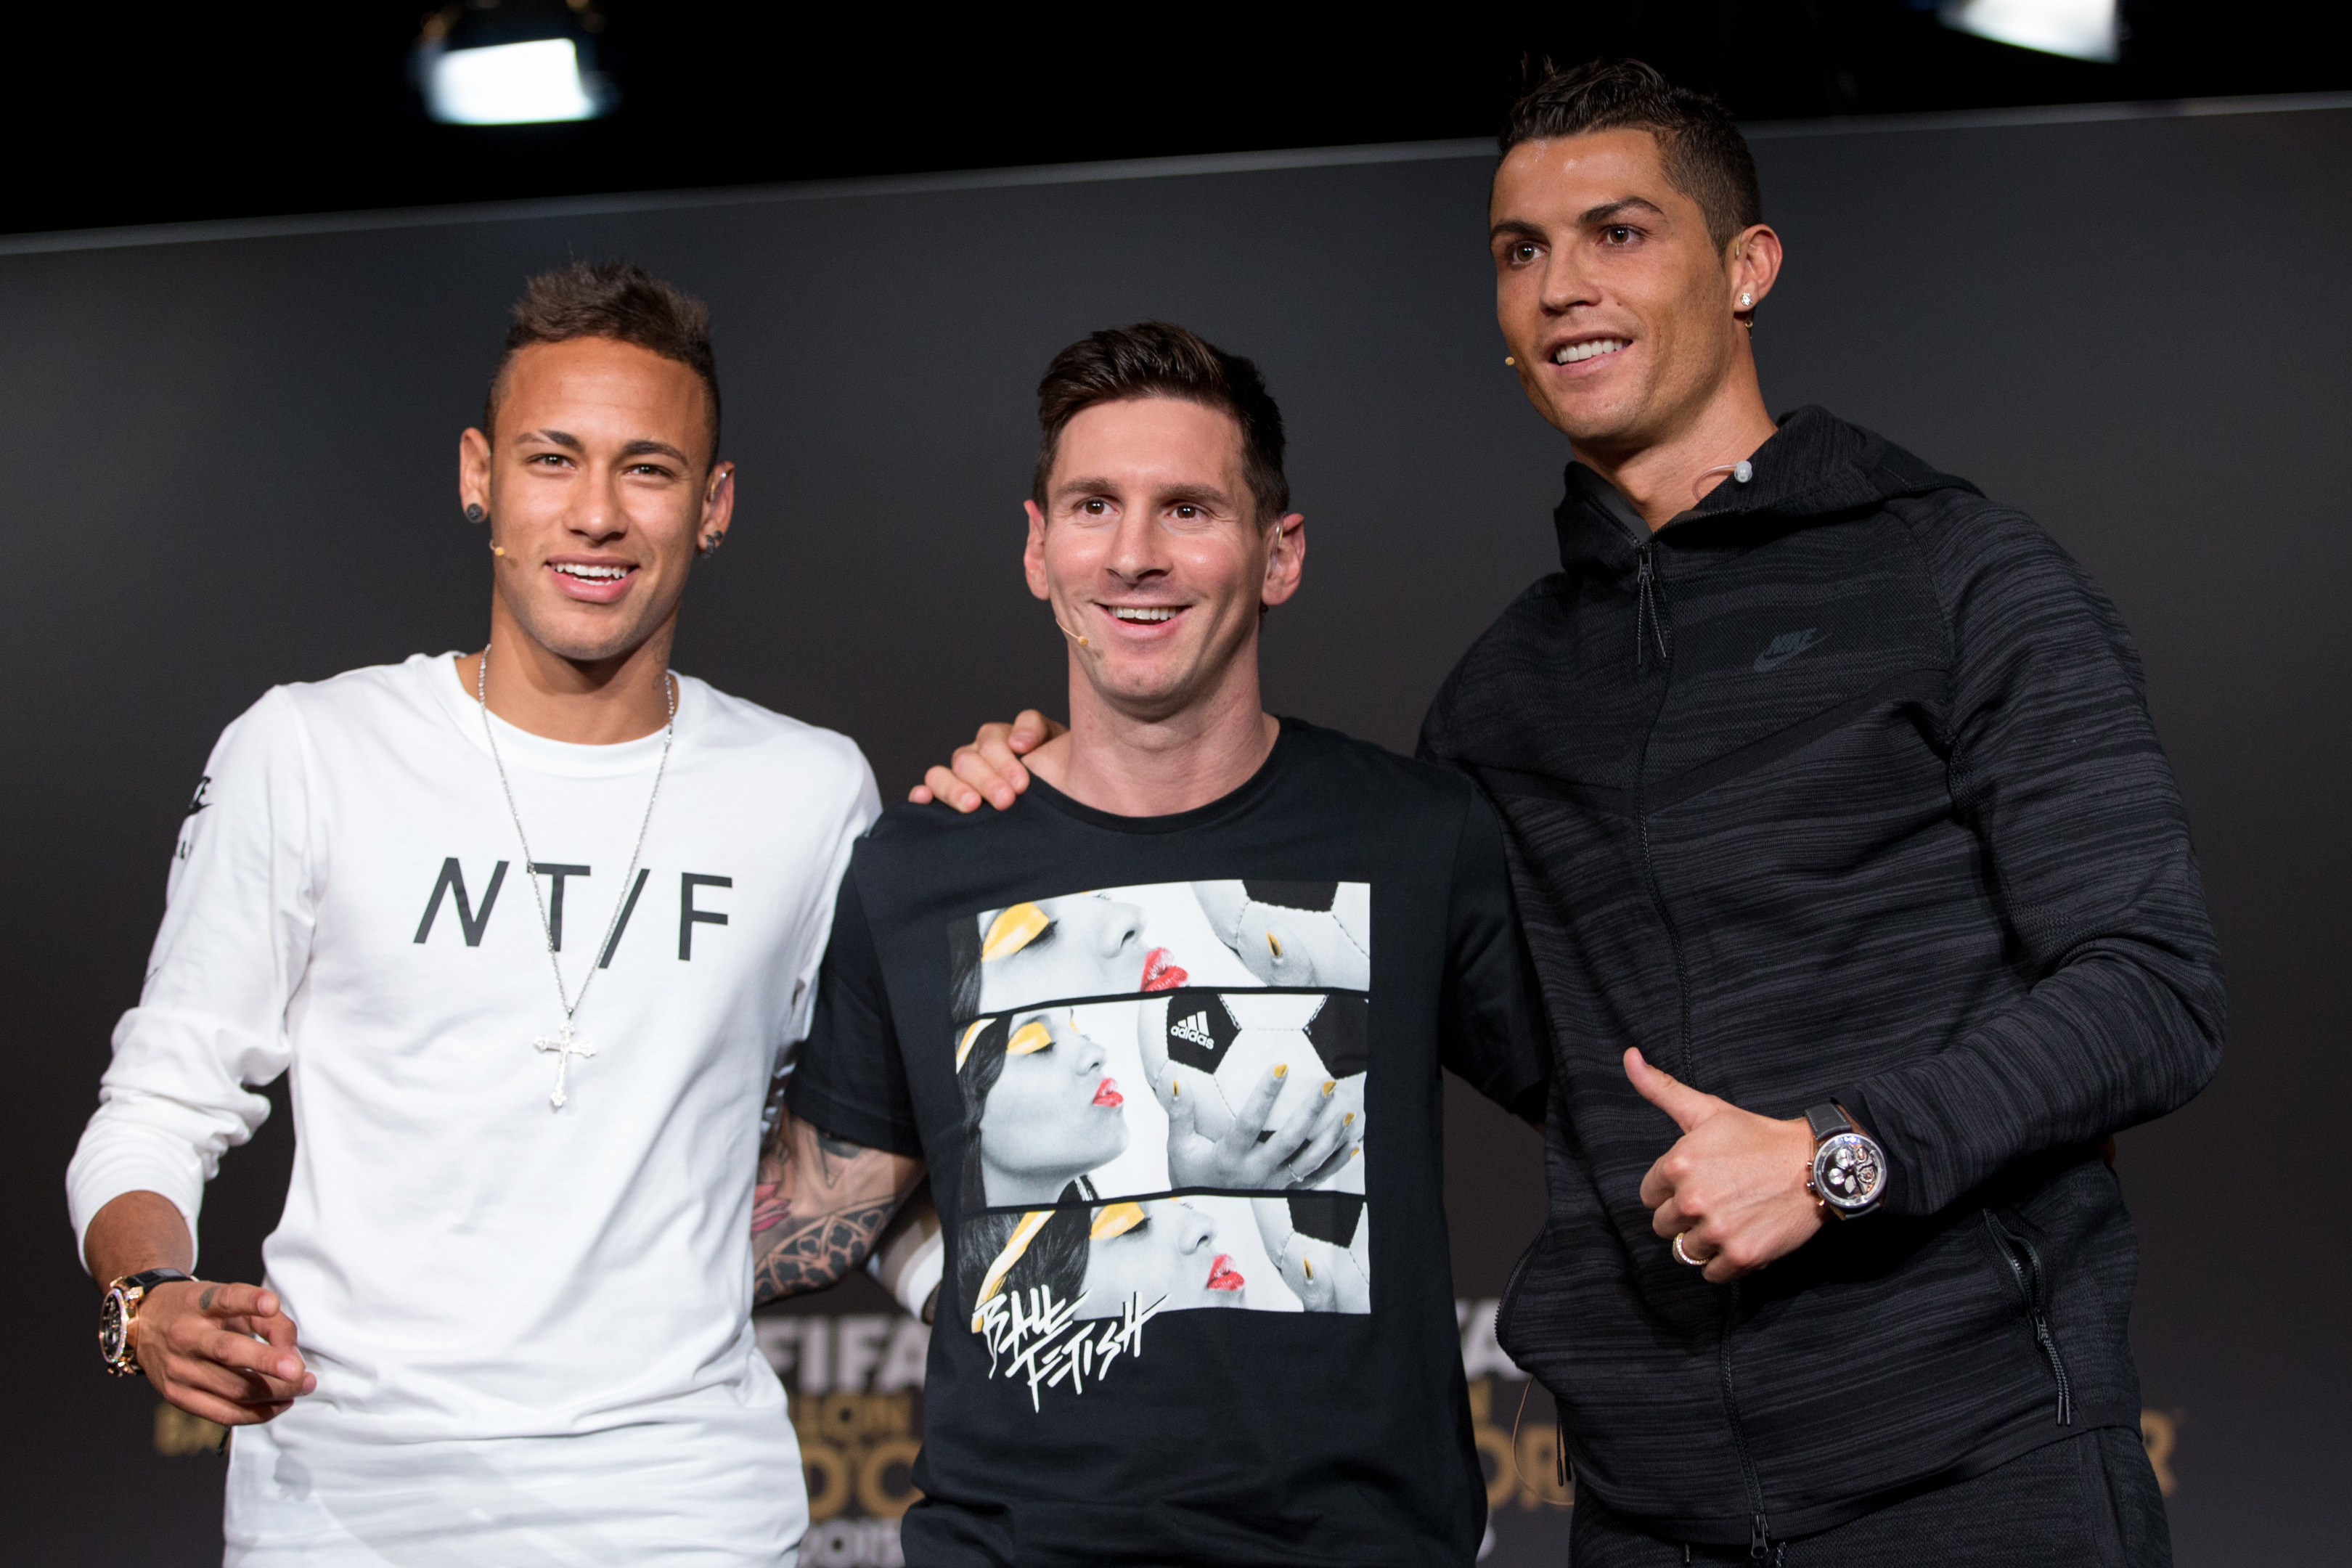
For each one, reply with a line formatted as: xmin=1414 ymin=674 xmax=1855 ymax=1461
xmin=1673 ymin=1231 xmax=1707 ymax=1267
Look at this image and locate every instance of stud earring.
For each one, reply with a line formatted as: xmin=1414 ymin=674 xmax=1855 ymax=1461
xmin=698 ymin=533 xmax=724 ymax=558
xmin=465 ymin=503 xmax=486 ymax=524
xmin=1504 ymin=355 xmax=1516 ymax=367
xmin=1739 ymin=293 xmax=1752 ymax=307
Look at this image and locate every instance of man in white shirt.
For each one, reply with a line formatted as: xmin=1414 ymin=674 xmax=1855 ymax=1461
xmin=68 ymin=260 xmax=880 ymax=1565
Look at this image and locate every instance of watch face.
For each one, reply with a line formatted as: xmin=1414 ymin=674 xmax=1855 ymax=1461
xmin=99 ymin=1291 xmax=129 ymax=1363
xmin=1813 ymin=1132 xmax=1885 ymax=1212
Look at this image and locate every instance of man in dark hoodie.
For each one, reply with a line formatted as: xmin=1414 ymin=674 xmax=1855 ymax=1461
xmin=922 ymin=59 xmax=2222 ymax=1567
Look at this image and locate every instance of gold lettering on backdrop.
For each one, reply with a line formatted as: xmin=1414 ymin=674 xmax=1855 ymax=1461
xmin=152 ymin=1402 xmax=226 ymax=1455
xmin=2140 ymin=1408 xmax=2182 ymax=1497
xmin=793 ymin=1392 xmax=923 ymax=1522
xmin=1469 ymin=1377 xmax=1573 ymax=1510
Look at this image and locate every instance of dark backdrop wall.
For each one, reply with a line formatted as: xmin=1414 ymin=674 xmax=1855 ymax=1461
xmin=4 ymin=100 xmax=2343 ymax=1566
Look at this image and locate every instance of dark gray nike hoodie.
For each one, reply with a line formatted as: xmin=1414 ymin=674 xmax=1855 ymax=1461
xmin=1420 ymin=406 xmax=2224 ymax=1549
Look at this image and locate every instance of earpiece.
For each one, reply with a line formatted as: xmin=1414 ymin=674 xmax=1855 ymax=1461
xmin=1691 ymin=460 xmax=1755 ymax=501
xmin=1055 ymin=616 xmax=1090 ymax=648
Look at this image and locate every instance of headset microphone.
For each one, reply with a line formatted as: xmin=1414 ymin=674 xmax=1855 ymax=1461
xmin=1055 ymin=618 xmax=1091 ymax=648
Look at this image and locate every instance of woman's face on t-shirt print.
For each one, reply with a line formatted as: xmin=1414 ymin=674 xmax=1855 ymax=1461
xmin=979 ymin=1010 xmax=1131 ymax=1204
xmin=981 ymin=893 xmax=1178 ymax=1008
xmin=1079 ymin=1199 xmax=1246 ymax=1317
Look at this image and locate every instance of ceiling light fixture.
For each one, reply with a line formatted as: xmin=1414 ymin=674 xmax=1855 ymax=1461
xmin=416 ymin=1 xmax=615 ymax=126
xmin=1939 ymin=0 xmax=2121 ymax=63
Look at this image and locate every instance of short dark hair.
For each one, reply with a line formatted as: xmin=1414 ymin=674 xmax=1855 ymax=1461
xmin=485 ymin=260 xmax=722 ymax=464
xmin=1032 ymin=322 xmax=1289 ymax=525
xmin=1500 ymin=59 xmax=1763 ymax=253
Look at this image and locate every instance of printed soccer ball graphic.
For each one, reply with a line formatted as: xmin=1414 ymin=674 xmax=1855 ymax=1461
xmin=1253 ymin=1191 xmax=1372 ymax=1312
xmin=1192 ymin=881 xmax=1371 ymax=990
xmin=1140 ymin=990 xmax=1367 ymax=1193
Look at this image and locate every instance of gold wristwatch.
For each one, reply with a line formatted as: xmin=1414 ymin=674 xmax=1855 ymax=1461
xmin=99 ymin=1268 xmax=192 ymax=1376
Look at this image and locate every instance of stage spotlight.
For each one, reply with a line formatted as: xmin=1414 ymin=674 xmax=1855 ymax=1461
xmin=416 ymin=2 xmax=615 ymax=126
xmin=1939 ymin=0 xmax=2120 ymax=62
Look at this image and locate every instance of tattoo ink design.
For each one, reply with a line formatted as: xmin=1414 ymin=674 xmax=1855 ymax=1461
xmin=197 ymin=1284 xmax=219 ymax=1314
xmin=749 ymin=1111 xmax=915 ymax=1304
xmin=753 ymin=1199 xmax=899 ymax=1304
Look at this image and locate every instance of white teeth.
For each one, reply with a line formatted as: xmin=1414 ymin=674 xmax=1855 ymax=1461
xmin=1110 ymin=606 xmax=1177 ymax=622
xmin=554 ymin=563 xmax=629 ymax=580
xmin=1554 ymin=338 xmax=1630 ymax=364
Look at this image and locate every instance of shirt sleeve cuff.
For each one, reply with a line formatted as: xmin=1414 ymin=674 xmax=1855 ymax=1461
xmin=65 ymin=1138 xmax=206 ymax=1273
xmin=785 ymin=1077 xmax=926 ymax=1159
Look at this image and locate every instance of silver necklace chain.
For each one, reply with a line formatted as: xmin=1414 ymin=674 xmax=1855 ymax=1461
xmin=475 ymin=645 xmax=677 ymax=1108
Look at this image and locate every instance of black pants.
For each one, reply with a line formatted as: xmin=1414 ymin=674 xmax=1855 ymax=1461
xmin=1569 ymin=1427 xmax=2171 ymax=1568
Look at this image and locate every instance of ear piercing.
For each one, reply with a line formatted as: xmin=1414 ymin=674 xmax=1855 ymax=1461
xmin=698 ymin=533 xmax=724 ymax=558
xmin=465 ymin=503 xmax=486 ymax=524
xmin=1504 ymin=355 xmax=1516 ymax=367
xmin=1739 ymin=293 xmax=1752 ymax=307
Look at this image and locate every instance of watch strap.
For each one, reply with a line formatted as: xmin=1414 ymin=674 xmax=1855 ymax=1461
xmin=115 ymin=1268 xmax=193 ymax=1294
xmin=1803 ymin=1103 xmax=1852 ymax=1143
xmin=101 ymin=1268 xmax=192 ymax=1377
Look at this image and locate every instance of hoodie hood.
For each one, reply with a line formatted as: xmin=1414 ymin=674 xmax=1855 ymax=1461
xmin=1553 ymin=406 xmax=1982 ymax=578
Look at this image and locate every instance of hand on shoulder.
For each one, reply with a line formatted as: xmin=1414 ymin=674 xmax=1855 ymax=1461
xmin=910 ymin=710 xmax=1063 ymax=812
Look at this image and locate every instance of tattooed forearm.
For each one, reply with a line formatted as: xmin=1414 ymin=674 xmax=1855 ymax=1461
xmin=753 ymin=1200 xmax=901 ymax=1303
xmin=751 ymin=1104 xmax=924 ymax=1305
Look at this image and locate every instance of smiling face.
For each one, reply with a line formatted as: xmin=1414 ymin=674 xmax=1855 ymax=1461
xmin=1023 ymin=396 xmax=1303 ymax=725
xmin=460 ymin=336 xmax=730 ymax=668
xmin=1076 ymin=1199 xmax=1246 ymax=1318
xmin=1490 ymin=128 xmax=1768 ymax=463
xmin=976 ymin=1010 xmax=1131 ymax=1204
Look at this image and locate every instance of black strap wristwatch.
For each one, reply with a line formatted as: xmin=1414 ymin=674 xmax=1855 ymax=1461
xmin=99 ymin=1268 xmax=193 ymax=1376
xmin=1803 ymin=1103 xmax=1887 ymax=1220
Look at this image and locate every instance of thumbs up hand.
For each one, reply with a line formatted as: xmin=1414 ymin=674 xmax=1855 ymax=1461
xmin=1626 ymin=1047 xmax=1824 ymax=1285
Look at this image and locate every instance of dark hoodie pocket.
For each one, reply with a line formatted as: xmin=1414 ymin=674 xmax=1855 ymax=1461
xmin=1983 ymin=1208 xmax=2074 ymax=1428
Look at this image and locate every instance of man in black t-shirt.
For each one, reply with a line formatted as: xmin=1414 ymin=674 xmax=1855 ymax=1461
xmin=917 ymin=65 xmax=2218 ymax=1568
xmin=763 ymin=322 xmax=1548 ymax=1566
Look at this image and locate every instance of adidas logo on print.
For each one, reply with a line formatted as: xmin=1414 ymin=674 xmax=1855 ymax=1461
xmin=1170 ymin=1010 xmax=1217 ymax=1050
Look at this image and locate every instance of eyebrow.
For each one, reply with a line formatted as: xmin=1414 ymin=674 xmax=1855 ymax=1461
xmin=1490 ymin=196 xmax=1670 ymax=243
xmin=513 ymin=430 xmax=691 ymax=465
xmin=1055 ymin=476 xmax=1240 ymax=510
xmin=1580 ymin=197 xmax=1667 ymax=224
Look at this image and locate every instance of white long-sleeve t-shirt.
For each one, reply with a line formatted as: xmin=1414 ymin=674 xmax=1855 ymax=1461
xmin=68 ymin=653 xmax=879 ymax=1565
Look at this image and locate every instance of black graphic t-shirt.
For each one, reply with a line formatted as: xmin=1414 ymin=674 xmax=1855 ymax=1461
xmin=790 ymin=720 xmax=1547 ymax=1567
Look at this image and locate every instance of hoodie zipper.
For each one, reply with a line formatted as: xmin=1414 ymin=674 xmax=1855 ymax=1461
xmin=1983 ymin=1211 xmax=2075 ymax=1426
xmin=1630 ymin=546 xmax=1694 ymax=1077
xmin=1633 ymin=543 xmax=1770 ymax=1548
xmin=1720 ymin=1287 xmax=1773 ymax=1559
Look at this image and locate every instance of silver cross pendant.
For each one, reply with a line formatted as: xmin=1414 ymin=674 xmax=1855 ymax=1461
xmin=534 ymin=1021 xmax=596 ymax=1109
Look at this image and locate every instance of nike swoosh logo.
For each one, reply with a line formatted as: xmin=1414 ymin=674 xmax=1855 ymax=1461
xmin=1753 ymin=630 xmax=1826 ymax=672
